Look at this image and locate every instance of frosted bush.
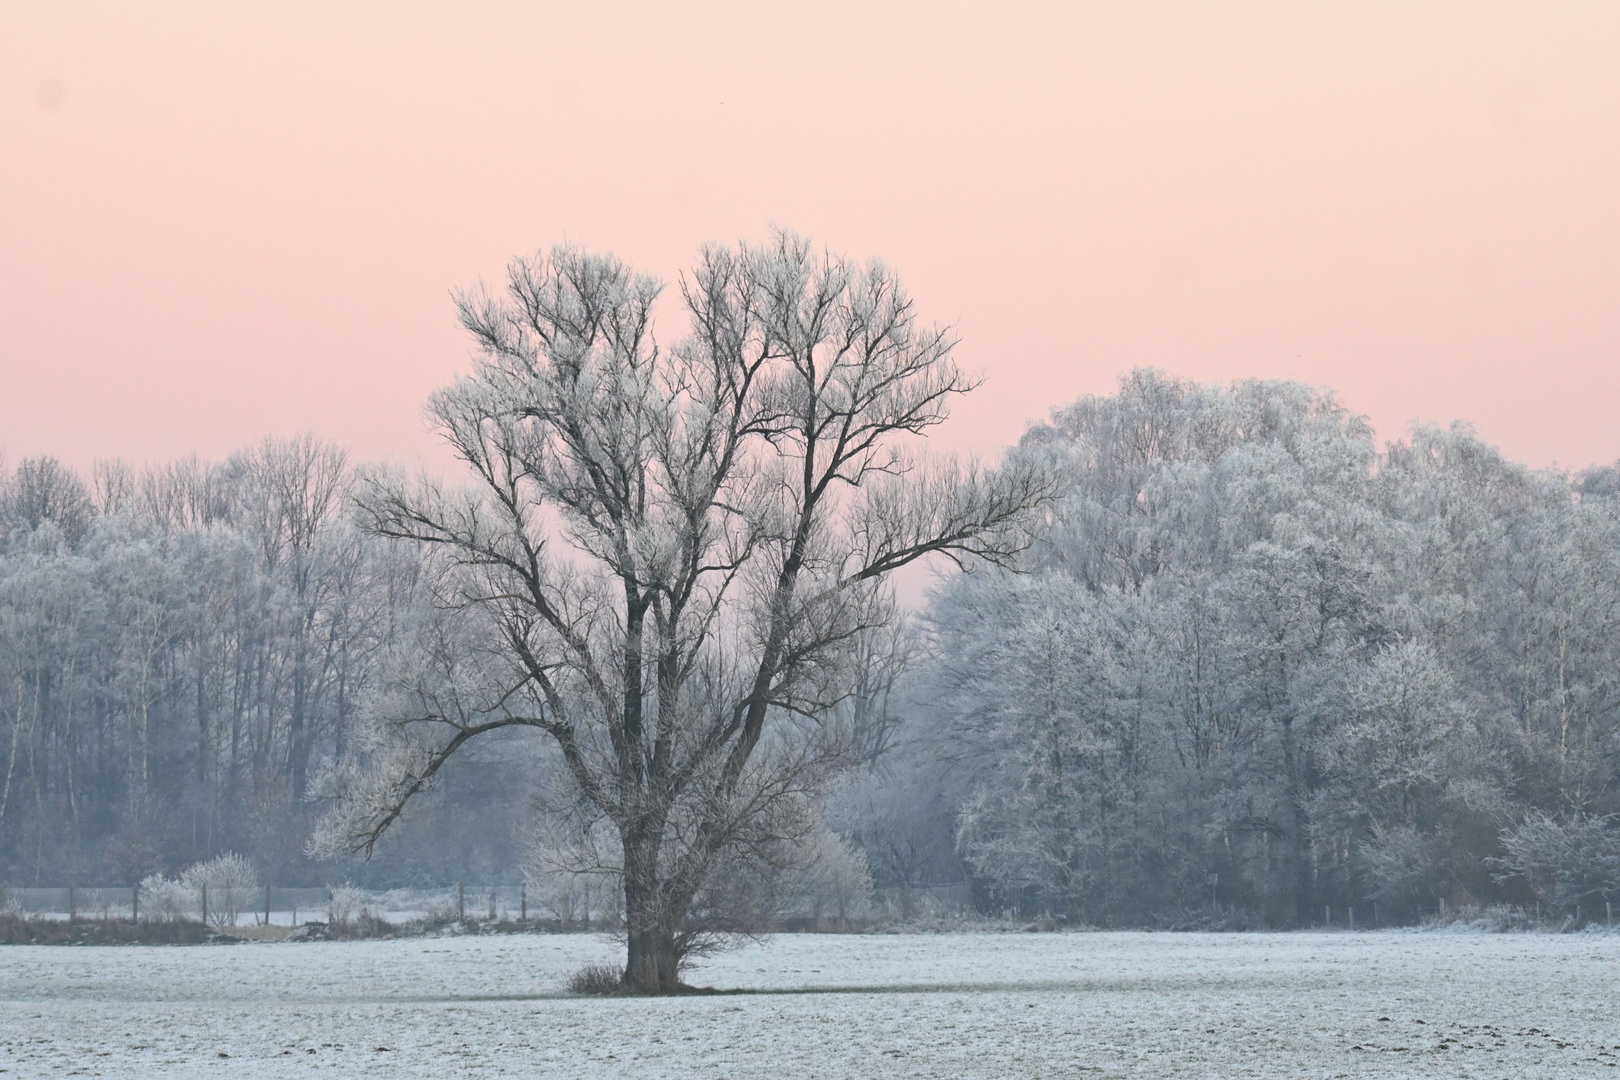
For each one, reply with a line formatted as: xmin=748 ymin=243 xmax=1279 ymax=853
xmin=1359 ymin=823 xmax=1452 ymax=919
xmin=1495 ymin=813 xmax=1620 ymax=920
xmin=179 ymin=853 xmax=258 ymax=927
xmin=327 ymin=883 xmax=371 ymax=927
xmin=791 ymin=828 xmax=875 ymax=927
xmin=137 ymin=873 xmax=193 ymax=922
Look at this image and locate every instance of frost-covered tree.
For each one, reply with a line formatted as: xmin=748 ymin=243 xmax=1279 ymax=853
xmin=789 ymin=825 xmax=874 ymax=928
xmin=311 ymin=233 xmax=1046 ymax=990
xmin=1495 ymin=813 xmax=1620 ymax=919
xmin=946 ymin=574 xmax=1134 ymax=918
xmin=180 ymin=852 xmax=258 ymax=927
xmin=10 ymin=363 xmax=1620 ymax=928
xmin=883 ymin=369 xmax=1620 ymax=926
xmin=0 ymin=457 xmax=93 ymax=546
xmin=0 ymin=440 xmax=425 ymax=888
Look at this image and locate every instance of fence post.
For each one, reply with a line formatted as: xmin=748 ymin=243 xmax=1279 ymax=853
xmin=1325 ymin=904 xmax=1331 ymax=927
xmin=458 ymin=882 xmax=465 ymax=922
xmin=69 ymin=885 xmax=77 ymax=923
xmin=1348 ymin=906 xmax=1354 ymax=931
xmin=520 ymin=883 xmax=527 ymax=923
xmin=132 ymin=881 xmax=140 ymax=925
xmin=264 ymin=883 xmax=271 ymax=927
xmin=201 ymin=883 xmax=208 ymax=928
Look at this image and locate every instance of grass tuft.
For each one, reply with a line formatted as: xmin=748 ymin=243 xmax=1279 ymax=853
xmin=567 ymin=963 xmax=625 ymax=995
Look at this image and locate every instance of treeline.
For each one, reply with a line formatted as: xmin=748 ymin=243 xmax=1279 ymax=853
xmin=0 ymin=441 xmax=526 ymax=887
xmin=833 ymin=370 xmax=1620 ymax=925
xmin=7 ymin=371 xmax=1620 ymax=924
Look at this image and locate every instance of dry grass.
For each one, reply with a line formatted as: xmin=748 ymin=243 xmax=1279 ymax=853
xmin=219 ymin=924 xmax=296 ymax=942
xmin=0 ymin=913 xmax=220 ymax=945
xmin=566 ymin=963 xmax=625 ymax=995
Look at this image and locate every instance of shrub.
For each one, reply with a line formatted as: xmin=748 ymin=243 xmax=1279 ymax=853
xmin=138 ymin=873 xmax=192 ymax=922
xmin=567 ymin=964 xmax=624 ymax=995
xmin=1494 ymin=813 xmax=1620 ymax=919
xmin=179 ymin=854 xmax=258 ymax=927
xmin=0 ymin=912 xmax=217 ymax=944
xmin=327 ymin=883 xmax=370 ymax=928
xmin=1359 ymin=823 xmax=1452 ymax=920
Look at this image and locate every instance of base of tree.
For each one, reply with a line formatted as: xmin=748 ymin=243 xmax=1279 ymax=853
xmin=565 ymin=963 xmax=729 ymax=996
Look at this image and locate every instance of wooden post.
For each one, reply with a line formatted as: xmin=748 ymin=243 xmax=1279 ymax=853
xmin=520 ymin=883 xmax=527 ymax=923
xmin=132 ymin=881 xmax=140 ymax=924
xmin=201 ymin=883 xmax=208 ymax=927
xmin=458 ymin=882 xmax=465 ymax=922
xmin=1 ymin=882 xmax=6 ymax=913
xmin=69 ymin=885 xmax=77 ymax=924
xmin=1325 ymin=904 xmax=1331 ymax=926
xmin=1348 ymin=906 xmax=1354 ymax=931
xmin=264 ymin=883 xmax=271 ymax=927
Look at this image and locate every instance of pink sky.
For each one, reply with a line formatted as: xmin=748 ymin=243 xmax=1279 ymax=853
xmin=4 ymin=2 xmax=1619 ymax=477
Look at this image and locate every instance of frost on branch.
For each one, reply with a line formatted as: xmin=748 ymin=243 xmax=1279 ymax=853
xmin=309 ymin=231 xmax=1049 ymax=991
xmin=308 ymin=716 xmax=441 ymax=861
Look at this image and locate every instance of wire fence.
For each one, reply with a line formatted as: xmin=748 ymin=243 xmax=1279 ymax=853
xmin=0 ymin=884 xmax=534 ymax=927
xmin=3 ymin=880 xmax=977 ymax=927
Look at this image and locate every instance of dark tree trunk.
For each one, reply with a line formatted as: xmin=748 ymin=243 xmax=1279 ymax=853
xmin=622 ymin=875 xmax=681 ymax=992
xmin=624 ymin=923 xmax=680 ymax=992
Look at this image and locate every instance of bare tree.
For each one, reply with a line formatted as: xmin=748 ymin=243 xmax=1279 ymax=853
xmin=235 ymin=435 xmax=351 ymax=801
xmin=312 ymin=232 xmax=1048 ymax=991
xmin=0 ymin=456 xmax=94 ymax=546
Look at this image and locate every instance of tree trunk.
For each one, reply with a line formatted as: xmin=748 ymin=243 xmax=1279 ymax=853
xmin=622 ymin=873 xmax=681 ymax=992
xmin=619 ymin=829 xmax=683 ymax=993
xmin=623 ymin=921 xmax=681 ymax=993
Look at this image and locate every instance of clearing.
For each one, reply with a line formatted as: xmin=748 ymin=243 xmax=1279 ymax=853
xmin=2 ymin=929 xmax=1617 ymax=1077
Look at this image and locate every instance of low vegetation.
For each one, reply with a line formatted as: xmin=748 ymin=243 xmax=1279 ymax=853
xmin=0 ymin=912 xmax=221 ymax=945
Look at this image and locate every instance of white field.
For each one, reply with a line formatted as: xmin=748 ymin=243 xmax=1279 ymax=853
xmin=3 ymin=930 xmax=1618 ymax=1078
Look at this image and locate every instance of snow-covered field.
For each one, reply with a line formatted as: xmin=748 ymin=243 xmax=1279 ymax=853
xmin=3 ymin=930 xmax=1617 ymax=1078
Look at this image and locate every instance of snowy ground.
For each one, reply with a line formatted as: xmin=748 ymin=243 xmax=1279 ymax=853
xmin=3 ymin=930 xmax=1618 ymax=1078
